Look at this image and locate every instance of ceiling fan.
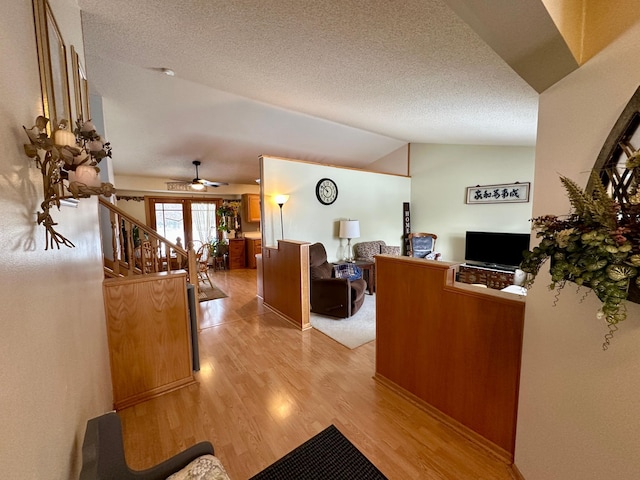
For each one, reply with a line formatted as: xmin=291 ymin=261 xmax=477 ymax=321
xmin=167 ymin=160 xmax=229 ymax=191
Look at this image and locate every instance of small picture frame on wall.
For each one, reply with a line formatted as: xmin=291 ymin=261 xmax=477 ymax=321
xmin=71 ymin=45 xmax=90 ymax=122
xmin=465 ymin=182 xmax=530 ymax=204
xmin=32 ymin=0 xmax=72 ymax=131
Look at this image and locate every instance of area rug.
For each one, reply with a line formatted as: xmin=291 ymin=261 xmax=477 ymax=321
xmin=249 ymin=425 xmax=387 ymax=480
xmin=198 ymin=283 xmax=227 ymax=302
xmin=309 ymin=294 xmax=375 ymax=349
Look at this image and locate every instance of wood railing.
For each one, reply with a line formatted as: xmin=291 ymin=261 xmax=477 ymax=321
xmin=98 ymin=197 xmax=198 ymax=291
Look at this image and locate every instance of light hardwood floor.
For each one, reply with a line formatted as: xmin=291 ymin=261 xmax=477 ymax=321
xmin=118 ymin=268 xmax=516 ymax=479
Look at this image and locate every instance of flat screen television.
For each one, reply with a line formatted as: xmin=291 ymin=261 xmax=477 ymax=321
xmin=464 ymin=231 xmax=530 ymax=270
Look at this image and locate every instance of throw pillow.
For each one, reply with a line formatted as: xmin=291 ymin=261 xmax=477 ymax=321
xmin=411 ymin=236 xmax=434 ymax=253
xmin=166 ymin=455 xmax=230 ymax=480
xmin=381 ymin=245 xmax=400 ymax=255
xmin=334 ymin=263 xmax=363 ymax=281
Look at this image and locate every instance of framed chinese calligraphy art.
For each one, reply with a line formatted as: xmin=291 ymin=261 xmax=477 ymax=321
xmin=33 ymin=0 xmax=72 ymax=133
xmin=465 ymin=182 xmax=530 ymax=204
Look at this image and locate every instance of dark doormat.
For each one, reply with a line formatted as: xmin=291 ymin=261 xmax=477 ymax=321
xmin=249 ymin=425 xmax=387 ymax=480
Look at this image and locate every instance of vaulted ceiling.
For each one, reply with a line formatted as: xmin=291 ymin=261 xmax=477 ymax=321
xmin=78 ymin=0 xmax=577 ymax=187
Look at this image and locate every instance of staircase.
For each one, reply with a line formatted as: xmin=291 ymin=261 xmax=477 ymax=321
xmin=98 ymin=197 xmax=199 ymax=295
xmin=99 ymin=197 xmax=201 ymax=408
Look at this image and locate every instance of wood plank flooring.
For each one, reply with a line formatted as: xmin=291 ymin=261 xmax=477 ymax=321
xmin=118 ymin=268 xmax=515 ymax=479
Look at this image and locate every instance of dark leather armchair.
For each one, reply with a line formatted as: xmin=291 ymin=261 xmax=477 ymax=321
xmin=79 ymin=412 xmax=215 ymax=480
xmin=309 ymin=242 xmax=367 ymax=318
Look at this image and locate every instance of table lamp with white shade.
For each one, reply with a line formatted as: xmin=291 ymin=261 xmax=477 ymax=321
xmin=339 ymin=219 xmax=360 ymax=262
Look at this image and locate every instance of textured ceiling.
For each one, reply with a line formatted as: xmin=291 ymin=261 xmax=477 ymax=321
xmin=78 ymin=0 xmax=549 ymax=186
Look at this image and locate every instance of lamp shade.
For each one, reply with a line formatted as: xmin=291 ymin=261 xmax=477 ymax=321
xmin=72 ymin=165 xmax=101 ymax=187
xmin=339 ymin=220 xmax=360 ymax=239
xmin=274 ymin=194 xmax=289 ymax=206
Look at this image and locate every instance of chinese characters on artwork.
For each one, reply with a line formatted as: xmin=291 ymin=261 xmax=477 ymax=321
xmin=466 ymin=183 xmax=530 ymax=204
xmin=473 ymin=187 xmax=521 ymax=200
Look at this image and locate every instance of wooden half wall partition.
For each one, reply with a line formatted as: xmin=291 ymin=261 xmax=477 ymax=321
xmin=261 ymin=240 xmax=310 ymax=330
xmin=374 ymin=255 xmax=525 ymax=463
xmin=103 ymin=271 xmax=196 ymax=410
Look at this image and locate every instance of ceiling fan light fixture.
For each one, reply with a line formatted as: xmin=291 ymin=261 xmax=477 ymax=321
xmin=190 ymin=181 xmax=205 ymax=191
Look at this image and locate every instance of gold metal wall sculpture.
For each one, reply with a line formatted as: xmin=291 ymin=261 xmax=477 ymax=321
xmin=23 ymin=116 xmax=115 ymax=249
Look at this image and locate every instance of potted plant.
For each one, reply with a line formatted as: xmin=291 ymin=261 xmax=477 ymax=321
xmin=210 ymin=239 xmax=228 ymax=258
xmin=520 ymin=170 xmax=640 ymax=349
xmin=216 ymin=201 xmax=242 ymax=237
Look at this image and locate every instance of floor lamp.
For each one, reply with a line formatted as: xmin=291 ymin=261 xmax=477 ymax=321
xmin=275 ymin=195 xmax=289 ymax=240
xmin=339 ymin=219 xmax=360 ymax=262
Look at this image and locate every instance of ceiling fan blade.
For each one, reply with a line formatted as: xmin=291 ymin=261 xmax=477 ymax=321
xmin=200 ymin=179 xmax=229 ymax=187
xmin=167 ymin=162 xmax=227 ymax=189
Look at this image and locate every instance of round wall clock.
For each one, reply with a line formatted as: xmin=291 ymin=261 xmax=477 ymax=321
xmin=315 ymin=178 xmax=338 ymax=205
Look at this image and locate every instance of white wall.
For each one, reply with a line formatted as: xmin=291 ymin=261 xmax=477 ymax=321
xmin=514 ymin=21 xmax=640 ymax=480
xmin=261 ymin=156 xmax=411 ymax=261
xmin=367 ymin=144 xmax=409 ymax=176
xmin=409 ymin=144 xmax=535 ymax=262
xmin=0 ymin=1 xmax=112 ymax=478
xmin=116 ymin=196 xmax=148 ymax=223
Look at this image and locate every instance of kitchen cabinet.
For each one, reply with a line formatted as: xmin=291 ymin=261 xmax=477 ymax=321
xmin=243 ymin=194 xmax=261 ymax=223
xmin=228 ymin=238 xmax=246 ymax=269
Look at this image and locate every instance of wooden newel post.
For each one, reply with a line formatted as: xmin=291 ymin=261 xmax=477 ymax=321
xmin=187 ymin=241 xmax=199 ymax=297
xmin=187 ymin=241 xmax=201 ymax=325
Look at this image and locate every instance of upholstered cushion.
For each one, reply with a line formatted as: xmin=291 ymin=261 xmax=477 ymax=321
xmin=311 ymin=262 xmax=333 ymax=280
xmin=411 ymin=236 xmax=435 ymax=256
xmin=166 ymin=455 xmax=230 ymax=480
xmin=381 ymin=245 xmax=400 ymax=256
xmin=350 ymin=278 xmax=367 ymax=306
xmin=309 ymin=242 xmax=328 ymax=267
xmin=354 ymin=240 xmax=386 ymax=261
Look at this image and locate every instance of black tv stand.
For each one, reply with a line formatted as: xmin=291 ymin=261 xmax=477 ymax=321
xmin=457 ymin=263 xmax=517 ymax=290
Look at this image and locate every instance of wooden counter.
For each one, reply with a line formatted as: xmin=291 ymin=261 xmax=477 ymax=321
xmin=374 ymin=255 xmax=525 ymax=461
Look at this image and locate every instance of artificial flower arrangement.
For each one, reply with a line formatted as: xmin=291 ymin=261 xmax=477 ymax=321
xmin=520 ymin=158 xmax=640 ymax=349
xmin=216 ymin=200 xmax=241 ymax=233
xmin=23 ymin=116 xmax=114 ymax=249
